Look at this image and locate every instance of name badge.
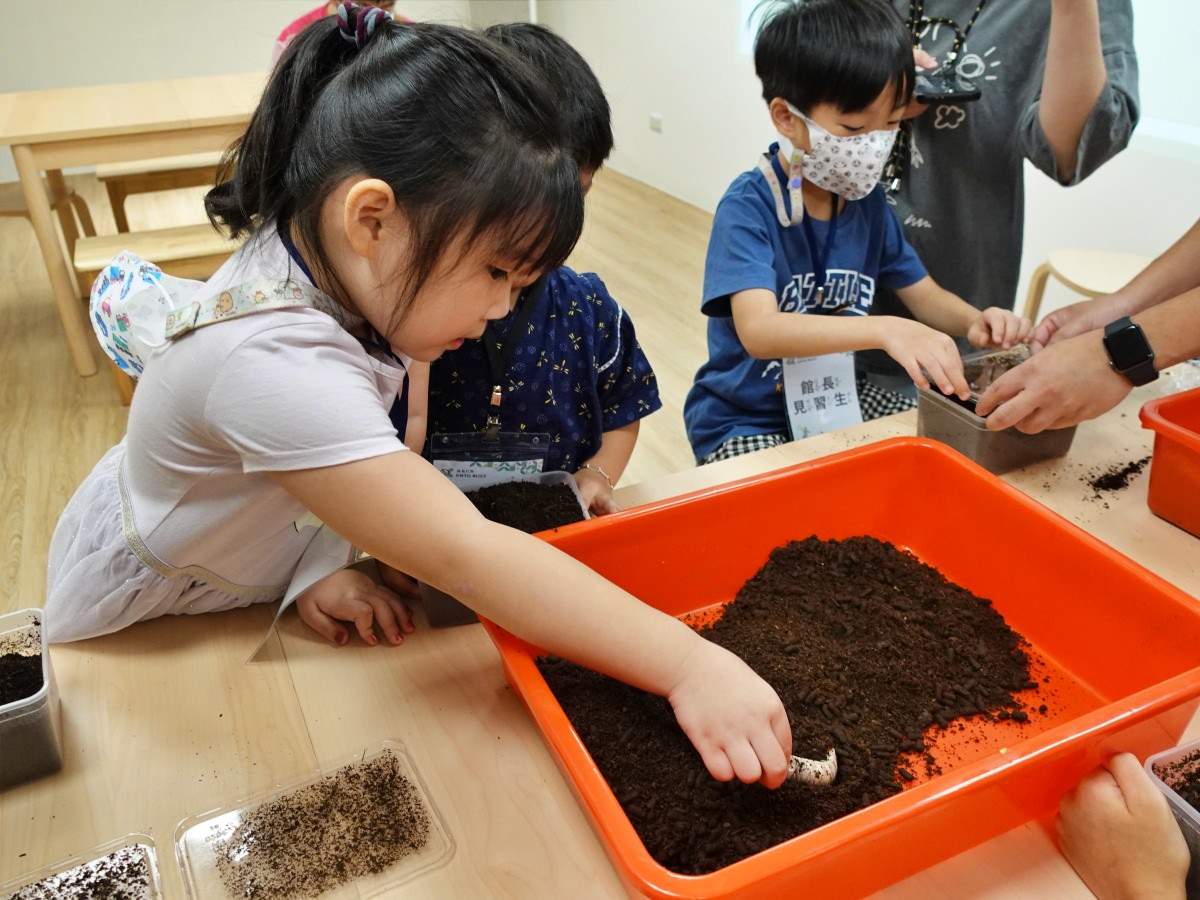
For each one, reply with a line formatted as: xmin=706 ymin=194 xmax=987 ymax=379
xmin=782 ymin=352 xmax=863 ymax=439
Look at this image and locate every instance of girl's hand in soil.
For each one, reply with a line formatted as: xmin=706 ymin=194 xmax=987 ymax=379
xmin=668 ymin=640 xmax=792 ymax=788
xmin=967 ymin=307 xmax=1033 ymax=350
xmin=1056 ymin=752 xmax=1188 ymax=900
xmin=574 ymin=465 xmax=620 ymax=516
xmin=296 ymin=568 xmax=415 ymax=647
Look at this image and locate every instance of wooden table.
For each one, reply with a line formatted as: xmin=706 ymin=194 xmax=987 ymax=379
xmin=0 ymin=72 xmax=265 ymax=377
xmin=2 ymin=378 xmax=1197 ymax=898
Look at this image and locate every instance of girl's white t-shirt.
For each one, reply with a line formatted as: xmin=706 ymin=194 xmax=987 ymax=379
xmin=121 ymin=233 xmax=409 ymax=592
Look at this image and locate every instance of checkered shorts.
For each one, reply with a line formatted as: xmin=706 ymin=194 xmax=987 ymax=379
xmin=699 ymin=376 xmax=915 ymax=465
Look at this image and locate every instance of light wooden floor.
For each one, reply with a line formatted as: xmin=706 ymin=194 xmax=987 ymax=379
xmin=0 ymin=168 xmax=712 ymax=616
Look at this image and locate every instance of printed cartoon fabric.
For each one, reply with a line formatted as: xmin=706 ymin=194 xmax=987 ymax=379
xmin=425 ymin=267 xmax=661 ymax=472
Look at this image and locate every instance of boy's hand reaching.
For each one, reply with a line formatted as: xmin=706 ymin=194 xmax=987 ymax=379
xmin=296 ymin=567 xmax=415 ymax=647
xmin=967 ymin=307 xmax=1033 ymax=349
xmin=881 ymin=318 xmax=972 ymax=400
xmin=667 ymin=639 xmax=793 ymax=788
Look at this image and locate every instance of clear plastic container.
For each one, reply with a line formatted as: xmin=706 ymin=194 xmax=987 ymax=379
xmin=175 ymin=741 xmax=454 ymax=899
xmin=0 ymin=608 xmax=62 ymax=790
xmin=420 ymin=470 xmax=591 ymax=627
xmin=0 ymin=834 xmax=161 ymax=898
xmin=1146 ymin=739 xmax=1200 ymax=899
xmin=917 ymin=347 xmax=1076 ymax=474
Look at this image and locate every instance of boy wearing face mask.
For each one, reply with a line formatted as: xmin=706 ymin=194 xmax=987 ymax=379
xmin=683 ymin=0 xmax=1031 ymax=465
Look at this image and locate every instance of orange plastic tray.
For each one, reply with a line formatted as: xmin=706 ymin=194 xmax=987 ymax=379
xmin=482 ymin=437 xmax=1200 ymax=899
xmin=1140 ymin=385 xmax=1200 ymax=538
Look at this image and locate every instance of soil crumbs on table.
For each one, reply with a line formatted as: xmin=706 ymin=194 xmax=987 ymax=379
xmin=1154 ymin=749 xmax=1200 ymax=810
xmin=1086 ymin=455 xmax=1150 ymax=496
xmin=0 ymin=623 xmax=43 ymax=705
xmin=465 ymin=480 xmax=585 ymax=533
xmin=6 ymin=844 xmax=153 ymax=899
xmin=537 ymin=535 xmax=1043 ymax=875
xmin=214 ymin=750 xmax=430 ymax=900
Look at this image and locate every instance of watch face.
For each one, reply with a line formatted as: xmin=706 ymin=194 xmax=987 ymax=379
xmin=1105 ymin=322 xmax=1154 ymax=367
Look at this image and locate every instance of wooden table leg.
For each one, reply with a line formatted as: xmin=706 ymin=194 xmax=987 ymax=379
xmin=11 ymin=147 xmax=98 ymax=377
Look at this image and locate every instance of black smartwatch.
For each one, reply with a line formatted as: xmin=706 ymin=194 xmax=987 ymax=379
xmin=1102 ymin=316 xmax=1159 ymax=386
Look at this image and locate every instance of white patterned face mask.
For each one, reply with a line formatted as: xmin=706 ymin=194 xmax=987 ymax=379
xmin=783 ymin=103 xmax=897 ymax=201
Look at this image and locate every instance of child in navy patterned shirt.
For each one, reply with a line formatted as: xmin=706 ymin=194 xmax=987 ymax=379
xmin=415 ymin=23 xmax=661 ymax=515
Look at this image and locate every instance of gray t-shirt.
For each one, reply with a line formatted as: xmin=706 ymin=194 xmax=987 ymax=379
xmin=862 ymin=0 xmax=1138 ymax=380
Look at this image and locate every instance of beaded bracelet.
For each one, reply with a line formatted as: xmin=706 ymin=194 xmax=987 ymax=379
xmin=579 ymin=462 xmax=614 ymax=488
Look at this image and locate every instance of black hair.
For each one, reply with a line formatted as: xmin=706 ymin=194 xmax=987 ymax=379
xmin=205 ymin=10 xmax=583 ymax=326
xmin=483 ymin=22 xmax=613 ymax=173
xmin=753 ymin=0 xmax=914 ymax=114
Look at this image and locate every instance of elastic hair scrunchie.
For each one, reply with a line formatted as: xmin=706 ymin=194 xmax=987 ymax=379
xmin=337 ymin=1 xmax=393 ymax=50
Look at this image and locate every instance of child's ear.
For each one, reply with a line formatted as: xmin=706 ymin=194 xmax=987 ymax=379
xmin=769 ymin=97 xmax=808 ymax=148
xmin=343 ymin=178 xmax=399 ymax=258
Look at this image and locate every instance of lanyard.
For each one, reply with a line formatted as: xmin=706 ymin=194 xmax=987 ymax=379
xmin=757 ymin=143 xmax=804 ymax=228
xmin=800 ymin=197 xmax=840 ymax=306
xmin=887 ymin=0 xmax=989 ymax=195
xmin=480 ymin=274 xmax=546 ymax=441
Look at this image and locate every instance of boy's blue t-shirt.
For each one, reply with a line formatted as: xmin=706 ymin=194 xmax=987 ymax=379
xmin=683 ymin=153 xmax=927 ymax=462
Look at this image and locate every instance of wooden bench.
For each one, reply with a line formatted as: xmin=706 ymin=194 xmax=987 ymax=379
xmin=95 ymin=151 xmax=222 ymax=232
xmin=74 ymin=222 xmax=243 ymax=405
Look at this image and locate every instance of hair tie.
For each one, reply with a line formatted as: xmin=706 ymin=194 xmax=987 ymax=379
xmin=337 ymin=2 xmax=393 ymax=50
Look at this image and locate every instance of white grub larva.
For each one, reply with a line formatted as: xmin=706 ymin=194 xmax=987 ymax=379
xmin=787 ymin=748 xmax=838 ymax=786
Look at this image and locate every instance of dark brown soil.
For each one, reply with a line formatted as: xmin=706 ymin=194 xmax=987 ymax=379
xmin=964 ymin=348 xmax=1029 ymax=395
xmin=536 ymin=535 xmax=1042 ymax=875
xmin=1087 ymin=456 xmax=1151 ymax=494
xmin=214 ymin=750 xmax=430 ymax=900
xmin=8 ymin=845 xmax=152 ymax=899
xmin=1153 ymin=749 xmax=1200 ymax=809
xmin=0 ymin=651 xmax=42 ymax=705
xmin=465 ymin=480 xmax=585 ymax=533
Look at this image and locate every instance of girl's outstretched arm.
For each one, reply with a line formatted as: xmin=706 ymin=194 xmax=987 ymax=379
xmin=271 ymin=450 xmax=793 ymax=787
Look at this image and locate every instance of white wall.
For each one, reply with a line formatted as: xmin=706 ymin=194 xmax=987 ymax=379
xmin=539 ymin=0 xmax=1200 ymax=313
xmin=4 ymin=0 xmax=1198 ymax=311
xmin=0 ymin=0 xmax=473 ymax=183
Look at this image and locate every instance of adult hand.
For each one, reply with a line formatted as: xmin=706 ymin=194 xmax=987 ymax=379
xmin=1032 ymin=294 xmax=1127 ymax=350
xmin=1057 ymin=752 xmax=1188 ymax=900
xmin=975 ymin=330 xmax=1130 ymax=433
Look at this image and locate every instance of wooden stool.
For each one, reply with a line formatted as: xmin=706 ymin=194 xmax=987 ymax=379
xmin=0 ymin=177 xmax=97 ymax=295
xmin=1023 ymin=249 xmax=1154 ymax=323
xmin=95 ymin=151 xmax=222 ymax=233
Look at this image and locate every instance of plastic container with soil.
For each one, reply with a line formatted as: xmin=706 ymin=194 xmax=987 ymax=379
xmin=917 ymin=345 xmax=1076 ymax=474
xmin=0 ymin=608 xmax=62 ymax=790
xmin=419 ymin=470 xmax=591 ymax=628
xmin=482 ymin=437 xmax=1200 ymax=900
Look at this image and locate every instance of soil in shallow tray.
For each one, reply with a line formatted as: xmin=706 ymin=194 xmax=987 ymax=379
xmin=464 ymin=480 xmax=585 ymax=533
xmin=537 ymin=535 xmax=1043 ymax=875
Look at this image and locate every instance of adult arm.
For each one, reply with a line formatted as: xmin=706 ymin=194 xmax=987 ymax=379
xmin=1039 ymin=0 xmax=1109 ymax=181
xmin=978 ymin=288 xmax=1200 ymax=432
xmin=271 ymin=450 xmax=793 ymax=786
xmin=1034 ymin=218 xmax=1200 ymax=347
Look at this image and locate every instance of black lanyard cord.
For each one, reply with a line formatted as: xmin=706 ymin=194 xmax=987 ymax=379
xmin=886 ymin=0 xmax=988 ymax=196
xmin=480 ymin=274 xmax=546 ymax=440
